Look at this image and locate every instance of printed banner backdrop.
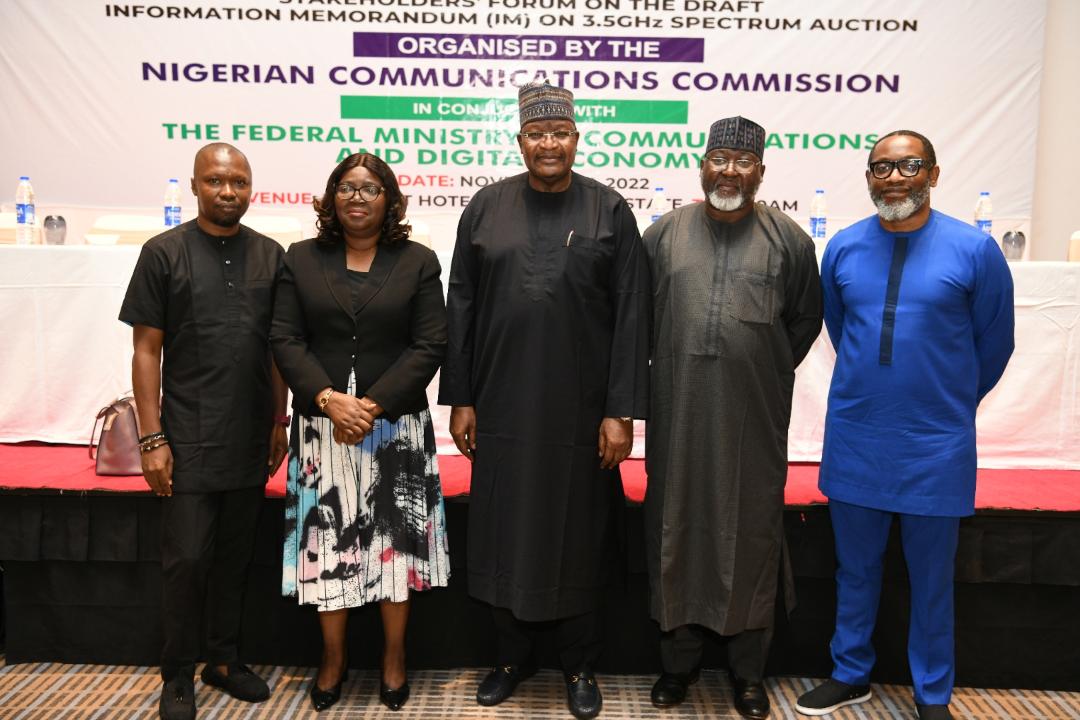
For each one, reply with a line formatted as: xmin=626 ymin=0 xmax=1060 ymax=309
xmin=0 ymin=0 xmax=1046 ymax=249
xmin=3 ymin=1 xmax=1068 ymax=468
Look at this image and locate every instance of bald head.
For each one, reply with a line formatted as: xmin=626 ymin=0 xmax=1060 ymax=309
xmin=193 ymin=142 xmax=250 ymax=177
xmin=190 ymin=143 xmax=253 ymax=235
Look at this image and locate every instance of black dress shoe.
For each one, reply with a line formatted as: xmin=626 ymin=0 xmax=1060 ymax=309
xmin=201 ymin=663 xmax=270 ymax=702
xmin=159 ymin=675 xmax=196 ymax=720
xmin=730 ymin=672 xmax=770 ymax=719
xmin=309 ymin=667 xmax=348 ymax=712
xmin=476 ymin=665 xmax=537 ymax=706
xmin=566 ymin=671 xmax=602 ymax=720
xmin=380 ymin=676 xmax=410 ymax=711
xmin=651 ymin=669 xmax=700 ymax=707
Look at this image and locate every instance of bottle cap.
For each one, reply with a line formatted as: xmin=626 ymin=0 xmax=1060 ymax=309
xmin=169 ymin=178 xmax=178 ymax=183
xmin=19 ymin=176 xmax=29 ymax=181
xmin=816 ymin=188 xmax=824 ymax=193
xmin=980 ymin=191 xmax=990 ymax=196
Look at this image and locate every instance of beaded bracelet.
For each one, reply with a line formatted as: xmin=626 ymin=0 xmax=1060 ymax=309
xmin=139 ymin=439 xmax=170 ymax=454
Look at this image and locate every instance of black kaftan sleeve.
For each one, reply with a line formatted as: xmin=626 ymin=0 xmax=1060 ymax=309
xmin=782 ymin=233 xmax=824 ymax=368
xmin=270 ymin=245 xmax=335 ymax=416
xmin=604 ymin=198 xmax=651 ymax=419
xmin=438 ymin=200 xmax=479 ymax=407
xmin=366 ymin=250 xmax=448 ymax=417
xmin=119 ymin=241 xmax=170 ymax=329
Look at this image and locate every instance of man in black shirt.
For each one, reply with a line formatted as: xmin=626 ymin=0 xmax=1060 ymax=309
xmin=119 ymin=143 xmax=288 ymax=720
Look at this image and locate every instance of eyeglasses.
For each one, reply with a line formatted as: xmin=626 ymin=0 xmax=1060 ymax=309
xmin=704 ymin=155 xmax=761 ymax=174
xmin=868 ymin=158 xmax=928 ymax=179
xmin=336 ymin=183 xmax=383 ymax=202
xmin=519 ymin=130 xmax=579 ymax=143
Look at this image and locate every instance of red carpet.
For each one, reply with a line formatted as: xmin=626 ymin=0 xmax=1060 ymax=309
xmin=2 ymin=443 xmax=1079 ymax=511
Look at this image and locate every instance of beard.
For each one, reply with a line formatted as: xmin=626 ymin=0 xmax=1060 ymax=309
xmin=202 ymin=203 xmax=245 ymax=228
xmin=871 ymin=183 xmax=930 ymax=222
xmin=702 ymin=173 xmax=760 ymax=212
xmin=707 ymin=188 xmax=745 ymax=212
xmin=210 ymin=213 xmax=242 ymax=227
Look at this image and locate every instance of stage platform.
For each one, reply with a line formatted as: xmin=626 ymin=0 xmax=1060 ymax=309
xmin=5 ymin=442 xmax=1080 ymax=511
xmin=1 ymin=444 xmax=1079 ymax=691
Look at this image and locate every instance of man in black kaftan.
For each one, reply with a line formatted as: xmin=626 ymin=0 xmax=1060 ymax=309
xmin=439 ymin=82 xmax=649 ymax=720
xmin=120 ymin=144 xmax=289 ymax=720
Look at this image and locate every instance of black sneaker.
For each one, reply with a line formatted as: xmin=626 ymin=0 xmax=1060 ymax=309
xmin=200 ymin=663 xmax=270 ymax=702
xmin=159 ymin=675 xmax=196 ymax=720
xmin=917 ymin=704 xmax=954 ymax=720
xmin=795 ymin=678 xmax=871 ymax=716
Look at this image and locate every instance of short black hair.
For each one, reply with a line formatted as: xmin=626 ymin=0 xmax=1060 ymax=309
xmin=868 ymin=130 xmax=936 ymax=168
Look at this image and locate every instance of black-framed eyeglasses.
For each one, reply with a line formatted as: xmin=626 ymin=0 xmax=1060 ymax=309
xmin=704 ymin=155 xmax=761 ymax=174
xmin=336 ymin=183 xmax=383 ymax=202
xmin=868 ymin=158 xmax=928 ymax=179
xmin=519 ymin=130 xmax=579 ymax=143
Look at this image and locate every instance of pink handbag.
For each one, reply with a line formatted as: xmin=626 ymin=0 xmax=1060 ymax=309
xmin=89 ymin=396 xmax=142 ymax=476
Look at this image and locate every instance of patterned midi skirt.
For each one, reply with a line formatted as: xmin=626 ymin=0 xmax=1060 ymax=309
xmin=281 ymin=405 xmax=450 ymax=611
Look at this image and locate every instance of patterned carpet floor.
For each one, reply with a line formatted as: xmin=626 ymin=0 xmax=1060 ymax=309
xmin=2 ymin=660 xmax=1079 ymax=719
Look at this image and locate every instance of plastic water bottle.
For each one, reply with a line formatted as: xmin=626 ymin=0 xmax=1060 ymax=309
xmin=974 ymin=191 xmax=993 ymax=236
xmin=650 ymin=186 xmax=668 ymax=223
xmin=809 ymin=189 xmax=827 ymax=241
xmin=163 ymin=178 xmax=182 ymax=227
xmin=15 ymin=176 xmax=35 ymax=245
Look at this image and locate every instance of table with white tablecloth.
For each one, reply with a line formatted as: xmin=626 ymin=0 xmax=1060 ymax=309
xmin=88 ymin=214 xmax=304 ymax=247
xmin=788 ymin=261 xmax=1080 ymax=469
xmin=1 ymin=245 xmax=1077 ymax=469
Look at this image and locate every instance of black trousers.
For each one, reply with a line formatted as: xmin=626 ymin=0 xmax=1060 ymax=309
xmin=659 ymin=624 xmax=773 ymax=683
xmin=159 ymin=486 xmax=264 ymax=681
xmin=491 ymin=606 xmax=604 ymax=673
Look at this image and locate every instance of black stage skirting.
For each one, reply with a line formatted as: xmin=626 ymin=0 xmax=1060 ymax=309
xmin=1 ymin=491 xmax=1078 ymax=691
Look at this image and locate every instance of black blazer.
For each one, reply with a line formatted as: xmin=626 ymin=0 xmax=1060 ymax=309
xmin=270 ymin=238 xmax=447 ymax=421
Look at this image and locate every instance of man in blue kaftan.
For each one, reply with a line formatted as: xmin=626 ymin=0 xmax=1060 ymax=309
xmin=795 ymin=131 xmax=1014 ymax=720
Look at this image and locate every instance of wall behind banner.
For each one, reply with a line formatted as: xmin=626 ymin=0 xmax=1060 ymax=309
xmin=1031 ymin=0 xmax=1080 ymax=261
xmin=0 ymin=0 xmax=1066 ymax=255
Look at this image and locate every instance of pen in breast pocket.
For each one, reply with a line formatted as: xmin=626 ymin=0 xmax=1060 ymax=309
xmin=566 ymin=230 xmax=574 ymax=247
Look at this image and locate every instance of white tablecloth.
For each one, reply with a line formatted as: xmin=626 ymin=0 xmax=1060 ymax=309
xmin=0 ymin=246 xmax=142 ymax=444
xmin=89 ymin=215 xmax=304 ymax=247
xmin=1 ymin=246 xmax=1076 ymax=468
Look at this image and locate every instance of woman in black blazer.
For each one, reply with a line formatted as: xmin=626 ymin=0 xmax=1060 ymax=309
xmin=271 ymin=153 xmax=449 ymax=712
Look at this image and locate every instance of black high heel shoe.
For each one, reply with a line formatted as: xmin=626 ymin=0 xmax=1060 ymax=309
xmin=309 ymin=665 xmax=349 ymax=712
xmin=379 ymin=675 xmax=410 ymax=711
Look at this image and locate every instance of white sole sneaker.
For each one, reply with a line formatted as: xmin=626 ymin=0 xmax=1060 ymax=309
xmin=795 ymin=688 xmax=872 ymax=716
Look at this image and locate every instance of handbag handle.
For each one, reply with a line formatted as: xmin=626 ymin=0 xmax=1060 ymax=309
xmin=88 ymin=394 xmax=140 ymax=460
xmin=88 ymin=404 xmax=111 ymax=460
